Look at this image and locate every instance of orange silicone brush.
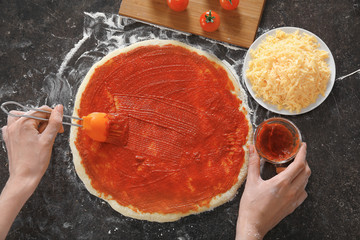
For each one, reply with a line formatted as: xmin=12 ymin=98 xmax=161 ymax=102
xmin=81 ymin=112 xmax=129 ymax=146
xmin=1 ymin=101 xmax=129 ymax=146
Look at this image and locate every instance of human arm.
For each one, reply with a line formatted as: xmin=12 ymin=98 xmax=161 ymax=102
xmin=236 ymin=143 xmax=311 ymax=240
xmin=0 ymin=105 xmax=63 ymax=240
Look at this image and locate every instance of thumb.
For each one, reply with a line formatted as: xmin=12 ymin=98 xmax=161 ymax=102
xmin=247 ymin=144 xmax=260 ymax=182
xmin=41 ymin=105 xmax=63 ymax=143
xmin=2 ymin=126 xmax=8 ymax=142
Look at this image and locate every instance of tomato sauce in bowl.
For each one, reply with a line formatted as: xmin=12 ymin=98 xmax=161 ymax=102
xmin=254 ymin=118 xmax=302 ymax=165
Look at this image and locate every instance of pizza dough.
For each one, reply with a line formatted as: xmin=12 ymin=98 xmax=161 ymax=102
xmin=70 ymin=40 xmax=252 ymax=222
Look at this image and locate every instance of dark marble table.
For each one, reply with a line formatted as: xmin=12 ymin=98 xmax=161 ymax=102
xmin=0 ymin=0 xmax=359 ymax=239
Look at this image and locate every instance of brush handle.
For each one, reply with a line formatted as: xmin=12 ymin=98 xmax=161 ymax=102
xmin=1 ymin=101 xmax=83 ymax=127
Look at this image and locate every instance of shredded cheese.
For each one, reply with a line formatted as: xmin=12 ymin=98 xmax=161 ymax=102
xmin=246 ymin=30 xmax=331 ymax=113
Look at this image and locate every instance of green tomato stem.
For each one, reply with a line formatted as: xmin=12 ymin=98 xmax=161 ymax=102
xmin=205 ymin=10 xmax=215 ymax=23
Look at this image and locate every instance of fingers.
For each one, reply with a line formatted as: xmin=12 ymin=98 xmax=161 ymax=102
xmin=247 ymin=145 xmax=261 ymax=182
xmin=2 ymin=126 xmax=8 ymax=141
xmin=292 ymin=190 xmax=308 ymax=211
xmin=7 ymin=110 xmax=25 ymax=126
xmin=280 ymin=143 xmax=307 ymax=182
xmin=292 ymin=161 xmax=311 ymax=190
xmin=297 ymin=190 xmax=308 ymax=207
xmin=38 ymin=122 xmax=48 ymax=133
xmin=5 ymin=105 xmax=64 ymax=136
xmin=28 ymin=106 xmax=53 ymax=127
xmin=39 ymin=122 xmax=64 ymax=134
xmin=41 ymin=105 xmax=63 ymax=143
xmin=15 ymin=106 xmax=52 ymax=130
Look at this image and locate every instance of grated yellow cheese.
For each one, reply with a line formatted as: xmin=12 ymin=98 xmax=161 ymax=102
xmin=246 ymin=30 xmax=331 ymax=113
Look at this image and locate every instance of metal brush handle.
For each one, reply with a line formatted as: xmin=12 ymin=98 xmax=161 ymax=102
xmin=1 ymin=101 xmax=83 ymax=127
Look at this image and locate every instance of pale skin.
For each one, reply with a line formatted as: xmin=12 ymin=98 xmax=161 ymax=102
xmin=236 ymin=143 xmax=311 ymax=240
xmin=0 ymin=105 xmax=63 ymax=240
xmin=0 ymin=105 xmax=310 ymax=239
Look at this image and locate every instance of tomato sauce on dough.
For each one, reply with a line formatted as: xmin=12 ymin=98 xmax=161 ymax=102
xmin=75 ymin=44 xmax=249 ymax=214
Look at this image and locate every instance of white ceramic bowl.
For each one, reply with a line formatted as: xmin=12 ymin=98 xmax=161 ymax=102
xmin=242 ymin=27 xmax=336 ymax=115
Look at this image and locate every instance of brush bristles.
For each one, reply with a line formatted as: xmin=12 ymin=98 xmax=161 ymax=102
xmin=105 ymin=115 xmax=129 ymax=146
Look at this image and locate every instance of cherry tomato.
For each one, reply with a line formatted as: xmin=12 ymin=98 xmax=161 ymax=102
xmin=167 ymin=0 xmax=189 ymax=12
xmin=220 ymin=0 xmax=240 ymax=10
xmin=200 ymin=10 xmax=220 ymax=32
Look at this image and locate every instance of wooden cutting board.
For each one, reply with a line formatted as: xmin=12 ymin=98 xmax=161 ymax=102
xmin=119 ymin=0 xmax=266 ymax=48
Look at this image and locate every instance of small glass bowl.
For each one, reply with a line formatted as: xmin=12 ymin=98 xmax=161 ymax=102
xmin=254 ymin=117 xmax=302 ymax=165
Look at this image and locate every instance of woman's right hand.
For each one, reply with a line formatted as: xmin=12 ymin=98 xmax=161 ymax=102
xmin=236 ymin=143 xmax=311 ymax=240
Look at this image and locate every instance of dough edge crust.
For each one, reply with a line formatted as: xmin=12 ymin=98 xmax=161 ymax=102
xmin=69 ymin=39 xmax=253 ymax=222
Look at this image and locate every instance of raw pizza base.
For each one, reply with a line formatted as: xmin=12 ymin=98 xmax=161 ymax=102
xmin=69 ymin=40 xmax=252 ymax=222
